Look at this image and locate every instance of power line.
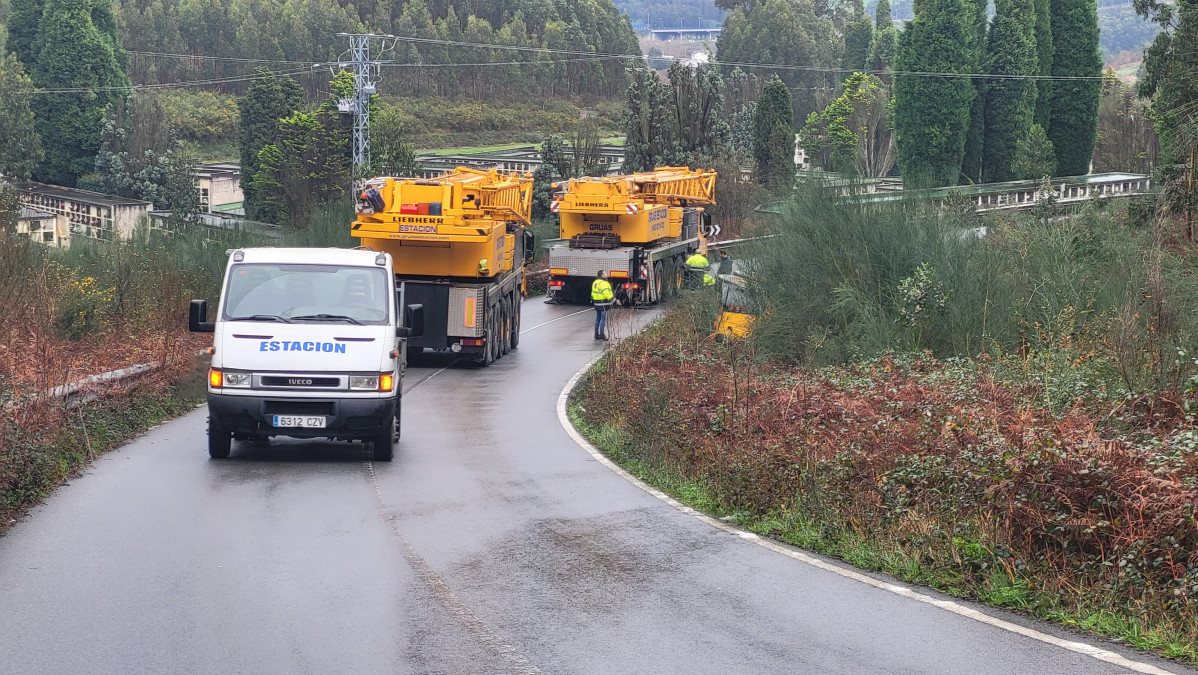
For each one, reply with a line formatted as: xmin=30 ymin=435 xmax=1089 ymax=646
xmin=127 ymin=50 xmax=318 ymax=65
xmin=24 ymin=65 xmax=321 ymax=95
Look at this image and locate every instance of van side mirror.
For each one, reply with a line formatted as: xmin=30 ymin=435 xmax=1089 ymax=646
xmin=524 ymin=231 xmax=536 ymax=264
xmin=189 ymin=300 xmax=214 ymax=333
xmin=401 ymin=304 xmax=424 ymax=338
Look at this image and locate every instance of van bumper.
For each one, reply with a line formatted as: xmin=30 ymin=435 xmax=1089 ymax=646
xmin=207 ymin=393 xmax=396 ymax=440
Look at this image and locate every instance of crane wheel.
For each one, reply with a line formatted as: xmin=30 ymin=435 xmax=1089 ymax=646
xmin=510 ymin=294 xmax=521 ymax=349
xmin=500 ymin=299 xmax=511 ymax=356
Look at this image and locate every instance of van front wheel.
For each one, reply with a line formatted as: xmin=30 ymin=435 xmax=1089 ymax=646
xmin=208 ymin=418 xmax=231 ymax=459
xmin=372 ymin=417 xmax=395 ymax=462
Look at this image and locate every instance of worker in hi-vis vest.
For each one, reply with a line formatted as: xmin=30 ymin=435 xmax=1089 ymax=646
xmin=591 ymin=270 xmax=614 ymax=341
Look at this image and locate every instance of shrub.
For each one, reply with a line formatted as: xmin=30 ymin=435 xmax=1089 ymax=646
xmin=745 ymin=189 xmax=1198 ymax=394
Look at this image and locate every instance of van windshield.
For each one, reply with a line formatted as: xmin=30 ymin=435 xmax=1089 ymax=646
xmin=222 ymin=264 xmax=390 ymax=325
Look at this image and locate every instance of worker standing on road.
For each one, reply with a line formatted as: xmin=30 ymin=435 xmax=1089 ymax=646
xmin=591 ymin=270 xmax=614 ymax=341
xmin=685 ymin=251 xmax=710 ymax=289
xmin=717 ymin=250 xmax=733 ymax=275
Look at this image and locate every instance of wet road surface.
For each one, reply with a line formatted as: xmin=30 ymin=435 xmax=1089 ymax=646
xmin=0 ymin=298 xmax=1189 ymax=674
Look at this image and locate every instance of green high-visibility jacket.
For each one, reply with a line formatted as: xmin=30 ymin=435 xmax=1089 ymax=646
xmin=592 ymin=278 xmax=614 ymax=303
xmin=686 ymin=253 xmax=709 ymax=269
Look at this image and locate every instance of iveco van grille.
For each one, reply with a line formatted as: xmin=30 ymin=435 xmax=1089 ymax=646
xmin=257 ymin=375 xmax=343 ymax=389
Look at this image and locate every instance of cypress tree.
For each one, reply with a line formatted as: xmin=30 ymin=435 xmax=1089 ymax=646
xmin=875 ymin=0 xmax=893 ymax=25
xmin=1033 ymin=0 xmax=1055 ymax=129
xmin=29 ymin=0 xmax=130 ymax=186
xmin=237 ymin=69 xmax=305 ymax=220
xmin=1138 ymin=0 xmax=1198 ymax=216
xmin=5 ymin=0 xmax=44 ymax=67
xmin=894 ymin=0 xmax=977 ymax=188
xmin=959 ymin=0 xmax=989 ymax=183
xmin=0 ymin=26 xmax=43 ymax=180
xmin=753 ymin=77 xmax=796 ymax=188
xmin=871 ymin=0 xmax=899 ymax=73
xmin=981 ymin=0 xmax=1040 ymax=182
xmin=620 ymin=69 xmax=672 ymax=174
xmin=842 ymin=0 xmax=874 ymax=73
xmin=1048 ymin=0 xmax=1101 ymax=175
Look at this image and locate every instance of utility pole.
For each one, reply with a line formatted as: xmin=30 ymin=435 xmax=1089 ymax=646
xmin=335 ymin=33 xmax=397 ymax=175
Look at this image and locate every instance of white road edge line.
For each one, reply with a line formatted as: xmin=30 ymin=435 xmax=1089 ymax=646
xmin=555 ymin=355 xmax=1179 ymax=675
xmin=523 ymin=307 xmax=592 ymax=332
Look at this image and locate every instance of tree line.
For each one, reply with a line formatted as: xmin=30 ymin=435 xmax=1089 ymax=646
xmin=72 ymin=0 xmax=639 ymax=100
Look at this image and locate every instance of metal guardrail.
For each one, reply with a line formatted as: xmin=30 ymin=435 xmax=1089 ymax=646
xmin=3 ymin=362 xmax=161 ymax=413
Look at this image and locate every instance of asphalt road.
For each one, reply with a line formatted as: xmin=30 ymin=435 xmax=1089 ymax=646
xmin=0 ymin=298 xmax=1190 ymax=675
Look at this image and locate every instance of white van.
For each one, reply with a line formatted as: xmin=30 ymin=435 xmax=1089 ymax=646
xmin=189 ymin=247 xmax=422 ymax=461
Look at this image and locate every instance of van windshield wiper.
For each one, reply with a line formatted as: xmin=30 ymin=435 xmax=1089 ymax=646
xmin=229 ymin=314 xmax=292 ymax=323
xmin=292 ymin=313 xmax=363 ymax=325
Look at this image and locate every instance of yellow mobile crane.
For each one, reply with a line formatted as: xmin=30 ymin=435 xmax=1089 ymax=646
xmin=352 ymin=167 xmax=535 ymax=365
xmin=546 ymin=167 xmax=717 ymax=304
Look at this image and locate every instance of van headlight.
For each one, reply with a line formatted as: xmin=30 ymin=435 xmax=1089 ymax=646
xmin=222 ymin=371 xmax=252 ymax=388
xmin=349 ymin=375 xmax=380 ymax=390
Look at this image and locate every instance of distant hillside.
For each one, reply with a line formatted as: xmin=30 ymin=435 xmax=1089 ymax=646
xmin=113 ymin=0 xmax=639 ymax=100
xmin=611 ymin=0 xmax=724 ymax=29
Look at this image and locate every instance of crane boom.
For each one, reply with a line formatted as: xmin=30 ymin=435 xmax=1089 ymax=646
xmin=553 ymin=167 xmax=717 ymax=246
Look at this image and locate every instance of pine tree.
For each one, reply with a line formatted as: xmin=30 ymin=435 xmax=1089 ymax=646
xmin=29 ymin=0 xmax=130 ymax=186
xmin=0 ymin=26 xmax=43 ymax=180
xmin=959 ymin=0 xmax=989 ymax=183
xmin=1048 ymin=0 xmax=1101 ymax=175
xmin=894 ymin=0 xmax=977 ymax=188
xmin=1033 ymin=0 xmax=1055 ymax=129
xmin=237 ymin=69 xmax=305 ymax=220
xmin=981 ymin=0 xmax=1040 ymax=182
xmin=753 ymin=76 xmax=795 ymax=188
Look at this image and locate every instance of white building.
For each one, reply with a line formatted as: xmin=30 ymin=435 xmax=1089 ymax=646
xmin=15 ymin=182 xmax=152 ymax=241
xmin=16 ymin=206 xmax=70 ymax=248
xmin=794 ymin=135 xmax=810 ymax=170
xmin=193 ymin=162 xmax=243 ymax=214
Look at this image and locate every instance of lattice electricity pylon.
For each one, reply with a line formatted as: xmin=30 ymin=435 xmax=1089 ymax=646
xmin=335 ymin=33 xmax=398 ymax=176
